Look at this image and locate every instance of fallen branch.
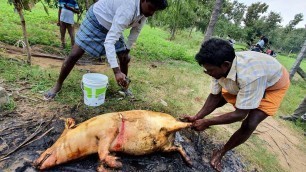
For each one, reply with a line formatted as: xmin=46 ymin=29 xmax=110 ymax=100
xmin=3 ymin=47 xmax=104 ymax=65
xmin=0 ymin=45 xmax=65 ymax=60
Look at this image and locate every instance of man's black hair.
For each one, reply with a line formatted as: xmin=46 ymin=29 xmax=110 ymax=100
xmin=195 ymin=38 xmax=235 ymax=67
xmin=147 ymin=0 xmax=168 ymax=10
xmin=263 ymin=37 xmax=269 ymax=44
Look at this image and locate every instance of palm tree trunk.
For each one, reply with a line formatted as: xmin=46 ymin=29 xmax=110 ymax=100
xmin=203 ymin=0 xmax=223 ymax=43
xmin=14 ymin=0 xmax=31 ymax=64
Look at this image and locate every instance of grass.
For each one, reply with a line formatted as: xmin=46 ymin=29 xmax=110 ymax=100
xmin=0 ymin=1 xmax=60 ymax=46
xmin=0 ymin=98 xmax=16 ymax=112
xmin=1 ymin=0 xmax=306 ymax=171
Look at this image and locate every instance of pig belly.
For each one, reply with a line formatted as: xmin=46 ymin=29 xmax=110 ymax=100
xmin=109 ymin=120 xmax=171 ymax=155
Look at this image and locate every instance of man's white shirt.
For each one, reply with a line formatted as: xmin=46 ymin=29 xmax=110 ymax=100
xmin=93 ymin=0 xmax=147 ymax=68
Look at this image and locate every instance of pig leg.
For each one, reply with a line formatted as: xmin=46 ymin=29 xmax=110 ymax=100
xmin=162 ymin=145 xmax=192 ymax=166
xmin=105 ymin=155 xmax=122 ymax=168
xmin=166 ymin=122 xmax=192 ymax=133
xmin=97 ymin=129 xmax=122 ymax=172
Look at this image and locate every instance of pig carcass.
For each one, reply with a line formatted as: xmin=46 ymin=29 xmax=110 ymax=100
xmin=33 ymin=110 xmax=192 ymax=171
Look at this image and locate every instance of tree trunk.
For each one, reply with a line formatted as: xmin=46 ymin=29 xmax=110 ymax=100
xmin=203 ymin=0 xmax=223 ymax=43
xmin=170 ymin=27 xmax=176 ymax=41
xmin=85 ymin=0 xmax=89 ymax=10
xmin=289 ymin=40 xmax=306 ymax=80
xmin=14 ymin=1 xmax=31 ymax=64
xmin=189 ymin=22 xmax=195 ymax=37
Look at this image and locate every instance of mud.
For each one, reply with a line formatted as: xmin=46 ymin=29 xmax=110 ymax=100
xmin=0 ymin=107 xmax=245 ymax=172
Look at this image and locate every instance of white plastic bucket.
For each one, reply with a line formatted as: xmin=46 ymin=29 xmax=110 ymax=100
xmin=81 ymin=73 xmax=108 ymax=106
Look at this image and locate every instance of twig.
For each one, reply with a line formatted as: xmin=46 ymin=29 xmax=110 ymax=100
xmin=0 ymin=121 xmax=34 ymax=133
xmin=0 ymin=120 xmax=44 ymax=161
xmin=19 ymin=86 xmax=32 ymax=92
xmin=18 ymin=94 xmax=39 ymax=102
xmin=262 ymin=122 xmax=295 ymax=145
xmin=22 ymin=127 xmax=54 ymax=147
xmin=253 ymin=129 xmax=271 ymax=134
xmin=267 ymin=132 xmax=291 ymax=167
xmin=0 ymin=157 xmax=9 ymax=161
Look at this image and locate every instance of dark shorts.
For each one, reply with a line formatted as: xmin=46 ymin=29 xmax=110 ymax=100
xmin=75 ymin=6 xmax=126 ymax=58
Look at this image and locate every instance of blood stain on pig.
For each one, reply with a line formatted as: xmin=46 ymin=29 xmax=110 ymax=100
xmin=113 ymin=117 xmax=126 ymax=151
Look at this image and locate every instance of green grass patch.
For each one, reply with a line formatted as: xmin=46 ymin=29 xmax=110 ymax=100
xmin=0 ymin=56 xmax=208 ymax=116
xmin=0 ymin=98 xmax=16 ymax=112
xmin=0 ymin=0 xmax=61 ymax=46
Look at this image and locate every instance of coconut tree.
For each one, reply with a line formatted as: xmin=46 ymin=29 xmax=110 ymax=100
xmin=203 ymin=0 xmax=223 ymax=42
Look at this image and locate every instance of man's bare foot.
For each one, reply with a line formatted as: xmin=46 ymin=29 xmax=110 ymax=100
xmin=210 ymin=149 xmax=224 ymax=172
xmin=43 ymin=84 xmax=61 ymax=100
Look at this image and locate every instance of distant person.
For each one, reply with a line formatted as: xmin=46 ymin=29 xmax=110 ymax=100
xmin=58 ymin=0 xmax=80 ymax=49
xmin=44 ymin=0 xmax=168 ymax=100
xmin=266 ymin=48 xmax=276 ymax=57
xmin=251 ymin=35 xmax=268 ymax=53
xmin=227 ymin=35 xmax=235 ymax=47
xmin=182 ymin=38 xmax=290 ymax=171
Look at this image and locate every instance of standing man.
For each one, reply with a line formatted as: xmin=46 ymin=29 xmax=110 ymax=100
xmin=58 ymin=0 xmax=80 ymax=48
xmin=44 ymin=0 xmax=168 ymax=100
xmin=182 ymin=38 xmax=290 ymax=171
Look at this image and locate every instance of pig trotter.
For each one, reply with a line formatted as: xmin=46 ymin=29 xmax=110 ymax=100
xmin=105 ymin=155 xmax=122 ymax=168
xmin=163 ymin=145 xmax=192 ymax=166
xmin=97 ymin=163 xmax=108 ymax=172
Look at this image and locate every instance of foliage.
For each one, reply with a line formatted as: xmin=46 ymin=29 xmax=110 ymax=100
xmin=0 ymin=1 xmax=60 ymax=46
xmin=243 ymin=2 xmax=268 ymax=27
xmin=3 ymin=0 xmax=306 ymax=54
xmin=285 ymin=13 xmax=304 ymax=33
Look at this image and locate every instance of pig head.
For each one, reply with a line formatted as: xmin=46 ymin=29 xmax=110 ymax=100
xmin=33 ymin=110 xmax=192 ymax=171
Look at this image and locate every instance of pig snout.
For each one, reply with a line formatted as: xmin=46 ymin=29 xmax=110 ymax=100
xmin=33 ymin=150 xmax=57 ymax=170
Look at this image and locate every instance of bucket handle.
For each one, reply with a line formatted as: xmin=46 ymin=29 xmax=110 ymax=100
xmin=81 ymin=80 xmax=109 ymax=91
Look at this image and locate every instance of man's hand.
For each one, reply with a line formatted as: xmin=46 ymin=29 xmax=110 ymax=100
xmin=192 ymin=119 xmax=210 ymax=131
xmin=113 ymin=67 xmax=127 ymax=88
xmin=180 ymin=115 xmax=199 ymax=122
xmin=115 ymin=72 xmax=127 ymax=88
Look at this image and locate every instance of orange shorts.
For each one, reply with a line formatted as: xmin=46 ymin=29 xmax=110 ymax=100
xmin=222 ymin=67 xmax=290 ymax=116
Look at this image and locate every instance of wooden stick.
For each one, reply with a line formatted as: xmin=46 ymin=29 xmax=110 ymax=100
xmin=22 ymin=127 xmax=54 ymax=147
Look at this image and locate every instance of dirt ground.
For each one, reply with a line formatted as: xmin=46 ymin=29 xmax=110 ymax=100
xmin=215 ymin=105 xmax=306 ymax=172
xmin=1 ymin=46 xmax=306 ymax=172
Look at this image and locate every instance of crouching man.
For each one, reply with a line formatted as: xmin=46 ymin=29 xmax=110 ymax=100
xmin=183 ymin=38 xmax=290 ymax=171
